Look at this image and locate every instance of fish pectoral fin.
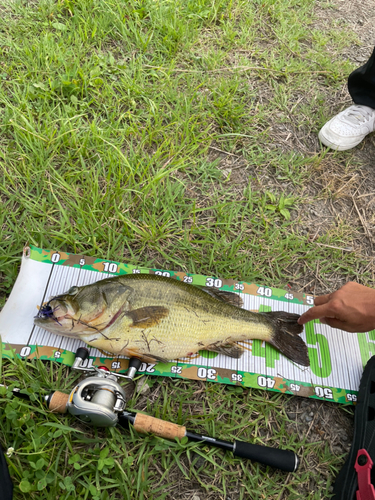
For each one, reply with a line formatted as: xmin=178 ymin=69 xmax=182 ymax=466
xmin=197 ymin=287 xmax=243 ymax=307
xmin=204 ymin=341 xmax=244 ymax=358
xmin=127 ymin=306 xmax=169 ymax=328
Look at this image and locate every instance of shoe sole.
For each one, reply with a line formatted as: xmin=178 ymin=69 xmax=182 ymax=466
xmin=318 ymin=129 xmax=365 ymax=151
xmin=332 ymin=356 xmax=375 ymax=499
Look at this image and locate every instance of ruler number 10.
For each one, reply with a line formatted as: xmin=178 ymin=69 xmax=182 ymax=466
xmin=103 ymin=262 xmax=118 ymax=273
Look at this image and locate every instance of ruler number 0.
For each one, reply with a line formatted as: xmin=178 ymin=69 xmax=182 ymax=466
xmin=20 ymin=346 xmax=31 ymax=357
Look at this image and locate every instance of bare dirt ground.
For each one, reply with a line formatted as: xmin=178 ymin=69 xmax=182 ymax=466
xmin=181 ymin=2 xmax=375 ymax=496
xmin=1 ymin=1 xmax=373 ymax=498
xmin=268 ymin=1 xmax=375 ymax=497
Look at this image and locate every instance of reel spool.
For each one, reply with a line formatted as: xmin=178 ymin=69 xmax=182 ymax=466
xmin=67 ymin=372 xmax=127 ymax=427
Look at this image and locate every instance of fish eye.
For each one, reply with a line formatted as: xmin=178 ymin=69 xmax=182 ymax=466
xmin=67 ymin=286 xmax=79 ymax=295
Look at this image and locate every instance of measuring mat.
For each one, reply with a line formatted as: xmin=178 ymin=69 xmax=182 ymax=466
xmin=0 ymin=246 xmax=372 ymax=404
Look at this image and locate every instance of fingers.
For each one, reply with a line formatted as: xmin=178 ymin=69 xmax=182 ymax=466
xmin=298 ymin=302 xmax=334 ymax=325
xmin=324 ymin=318 xmax=346 ymax=331
xmin=298 ymin=282 xmax=374 ymax=332
xmin=324 ymin=318 xmax=358 ymax=333
xmin=298 ymin=293 xmax=334 ymax=325
xmin=313 ymin=294 xmax=332 ymax=306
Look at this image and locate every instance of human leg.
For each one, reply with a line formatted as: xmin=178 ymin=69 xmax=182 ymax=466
xmin=348 ymin=44 xmax=375 ymax=108
xmin=318 ymin=45 xmax=375 ymax=151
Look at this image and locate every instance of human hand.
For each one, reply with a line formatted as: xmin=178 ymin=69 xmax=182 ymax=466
xmin=298 ymin=282 xmax=375 ymax=332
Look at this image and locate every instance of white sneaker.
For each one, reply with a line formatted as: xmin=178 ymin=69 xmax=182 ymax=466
xmin=318 ymin=104 xmax=375 ymax=151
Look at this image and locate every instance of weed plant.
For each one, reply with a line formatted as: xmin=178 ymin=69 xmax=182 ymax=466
xmin=0 ymin=0 xmax=366 ymax=497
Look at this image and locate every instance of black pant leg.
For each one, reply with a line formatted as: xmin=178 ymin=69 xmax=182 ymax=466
xmin=0 ymin=447 xmax=13 ymax=500
xmin=348 ymin=45 xmax=375 ymax=109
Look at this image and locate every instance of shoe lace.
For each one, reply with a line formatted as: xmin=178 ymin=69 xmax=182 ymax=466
xmin=342 ymin=105 xmax=375 ymax=126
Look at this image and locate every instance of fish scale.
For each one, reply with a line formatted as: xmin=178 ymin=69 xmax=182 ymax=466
xmin=98 ymin=281 xmax=271 ymax=360
xmin=34 ymin=274 xmax=310 ymax=366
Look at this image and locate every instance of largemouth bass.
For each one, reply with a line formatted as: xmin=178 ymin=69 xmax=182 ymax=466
xmin=34 ymin=274 xmax=310 ymax=366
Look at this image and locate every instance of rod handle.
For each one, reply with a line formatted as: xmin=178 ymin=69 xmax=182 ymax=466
xmin=233 ymin=441 xmax=299 ymax=472
xmin=133 ymin=413 xmax=186 ymax=440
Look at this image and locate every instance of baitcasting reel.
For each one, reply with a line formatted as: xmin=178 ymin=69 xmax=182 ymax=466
xmin=46 ymin=348 xmax=141 ymax=427
xmin=7 ymin=348 xmax=300 ymax=472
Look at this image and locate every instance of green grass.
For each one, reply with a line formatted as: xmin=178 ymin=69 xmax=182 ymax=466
xmin=0 ymin=0 xmax=367 ymax=497
xmin=1 ymin=356 xmax=340 ymax=499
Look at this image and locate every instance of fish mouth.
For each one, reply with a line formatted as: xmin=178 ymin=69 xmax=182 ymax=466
xmin=36 ymin=303 xmax=55 ymax=320
xmin=33 ymin=315 xmax=78 ymax=338
xmin=35 ymin=300 xmax=69 ymax=326
xmin=34 ymin=298 xmax=91 ymax=337
xmin=34 ymin=307 xmax=79 ymax=338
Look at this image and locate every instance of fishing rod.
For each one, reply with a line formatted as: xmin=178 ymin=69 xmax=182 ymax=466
xmin=5 ymin=348 xmax=300 ymax=473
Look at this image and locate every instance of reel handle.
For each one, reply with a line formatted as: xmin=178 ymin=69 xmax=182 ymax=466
xmin=72 ymin=347 xmax=90 ymax=369
xmin=127 ymin=358 xmax=142 ymax=380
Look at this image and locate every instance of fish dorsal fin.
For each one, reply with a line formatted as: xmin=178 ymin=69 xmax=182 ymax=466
xmin=197 ymin=287 xmax=243 ymax=307
xmin=204 ymin=340 xmax=244 ymax=358
xmin=127 ymin=306 xmax=169 ymax=328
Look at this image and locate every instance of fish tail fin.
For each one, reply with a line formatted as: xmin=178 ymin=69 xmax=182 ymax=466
xmin=259 ymin=311 xmax=310 ymax=366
